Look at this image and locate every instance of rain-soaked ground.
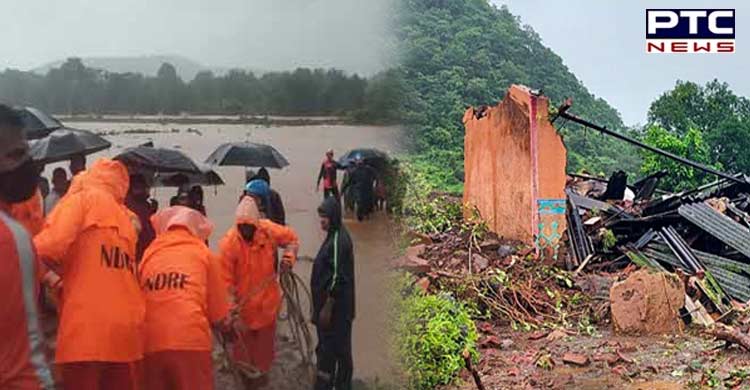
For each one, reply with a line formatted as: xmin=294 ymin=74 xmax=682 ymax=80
xmin=67 ymin=121 xmax=404 ymax=388
xmin=448 ymin=328 xmax=750 ymax=390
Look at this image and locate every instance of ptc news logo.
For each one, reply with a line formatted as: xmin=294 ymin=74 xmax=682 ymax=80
xmin=646 ymin=9 xmax=735 ymax=53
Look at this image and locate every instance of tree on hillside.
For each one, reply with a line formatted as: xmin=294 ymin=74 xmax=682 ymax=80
xmin=356 ymin=69 xmax=403 ymax=124
xmin=103 ymin=72 xmax=148 ymax=113
xmin=0 ymin=70 xmax=45 ymax=108
xmin=396 ymin=0 xmax=641 ymax=189
xmin=46 ymin=57 xmax=102 ymax=114
xmin=189 ymin=71 xmax=219 ymax=113
xmin=648 ymin=80 xmax=750 ymax=174
xmin=640 ymin=126 xmax=719 ymax=191
xmin=155 ymin=62 xmax=185 ymax=114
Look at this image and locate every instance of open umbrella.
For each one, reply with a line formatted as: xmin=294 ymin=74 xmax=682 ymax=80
xmin=115 ymin=146 xmax=201 ymax=173
xmin=204 ymin=142 xmax=289 ymax=168
xmin=154 ymin=163 xmax=224 ymax=187
xmin=15 ymin=107 xmax=64 ymax=140
xmin=29 ymin=128 xmax=111 ymax=164
xmin=338 ymin=148 xmax=389 ymax=168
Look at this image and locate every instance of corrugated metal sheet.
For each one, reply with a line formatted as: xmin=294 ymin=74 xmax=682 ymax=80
xmin=566 ymin=198 xmax=594 ymax=267
xmin=678 ymin=202 xmax=750 ymax=259
xmin=695 ymin=250 xmax=750 ymax=276
xmin=643 ymin=239 xmax=750 ymax=302
xmin=642 ymin=246 xmax=684 ymax=269
xmin=708 ymin=267 xmax=750 ymax=302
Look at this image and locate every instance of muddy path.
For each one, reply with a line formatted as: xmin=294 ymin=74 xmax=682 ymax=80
xmin=71 ymin=122 xmax=403 ymax=386
xmin=449 ymin=327 xmax=750 ymax=390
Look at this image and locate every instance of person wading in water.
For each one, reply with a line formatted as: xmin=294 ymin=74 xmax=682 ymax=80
xmin=312 ymin=196 xmax=355 ymax=390
xmin=219 ymin=196 xmax=299 ymax=389
xmin=341 ymin=155 xmax=377 ymax=222
xmin=316 ymin=149 xmax=343 ymax=201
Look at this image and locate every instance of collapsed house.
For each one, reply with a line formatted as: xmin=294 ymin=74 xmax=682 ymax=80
xmin=557 ymin=105 xmax=750 ymax=324
xmin=463 ymin=86 xmax=750 ymax=327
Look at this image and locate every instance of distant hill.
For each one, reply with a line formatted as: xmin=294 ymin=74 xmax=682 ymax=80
xmin=33 ymin=55 xmax=224 ymax=81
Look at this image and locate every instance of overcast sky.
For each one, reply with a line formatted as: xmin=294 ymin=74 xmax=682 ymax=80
xmin=0 ymin=0 xmax=394 ymax=75
xmin=494 ymin=0 xmax=748 ymax=126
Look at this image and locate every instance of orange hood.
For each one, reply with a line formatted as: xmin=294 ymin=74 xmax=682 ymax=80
xmin=150 ymin=206 xmax=214 ymax=242
xmin=68 ymin=158 xmax=130 ymax=203
xmin=235 ymin=196 xmax=260 ymax=225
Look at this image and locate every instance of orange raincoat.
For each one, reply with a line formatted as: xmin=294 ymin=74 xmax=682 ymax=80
xmin=139 ymin=206 xmax=229 ymax=353
xmin=219 ymin=197 xmax=299 ymax=330
xmin=0 ymin=206 xmax=55 ymax=389
xmin=34 ymin=158 xmax=144 ymax=364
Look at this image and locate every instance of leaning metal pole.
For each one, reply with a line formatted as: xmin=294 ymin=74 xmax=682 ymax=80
xmin=554 ymin=101 xmax=746 ymax=184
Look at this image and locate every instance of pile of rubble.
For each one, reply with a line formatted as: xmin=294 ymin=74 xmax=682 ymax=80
xmin=395 ymin=224 xmax=607 ymax=330
xmin=396 ymin=167 xmax=750 ymax=339
xmin=566 ymin=170 xmax=750 ymax=331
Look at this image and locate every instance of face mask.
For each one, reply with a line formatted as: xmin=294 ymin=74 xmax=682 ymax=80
xmin=0 ymin=158 xmax=39 ymax=204
xmin=238 ymin=223 xmax=257 ymax=242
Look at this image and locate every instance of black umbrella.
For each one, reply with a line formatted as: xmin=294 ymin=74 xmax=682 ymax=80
xmin=338 ymin=148 xmax=389 ymax=168
xmin=29 ymin=128 xmax=111 ymax=164
xmin=204 ymin=142 xmax=289 ymax=169
xmin=154 ymin=163 xmax=224 ymax=187
xmin=115 ymin=146 xmax=201 ymax=173
xmin=15 ymin=107 xmax=64 ymax=140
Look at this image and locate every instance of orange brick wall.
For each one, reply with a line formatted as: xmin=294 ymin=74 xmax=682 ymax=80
xmin=463 ymin=85 xmax=567 ymax=246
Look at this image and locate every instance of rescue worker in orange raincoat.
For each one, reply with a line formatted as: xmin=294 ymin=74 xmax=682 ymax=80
xmin=0 ymin=104 xmax=56 ymax=389
xmin=34 ymin=158 xmax=144 ymax=390
xmin=139 ymin=206 xmax=231 ymax=390
xmin=219 ymin=196 xmax=299 ymax=389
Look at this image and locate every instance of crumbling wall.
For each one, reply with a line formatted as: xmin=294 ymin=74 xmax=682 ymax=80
xmin=463 ymin=85 xmax=567 ymax=246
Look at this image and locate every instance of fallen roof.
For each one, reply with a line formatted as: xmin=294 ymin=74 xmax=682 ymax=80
xmin=678 ymin=202 xmax=750 ymax=260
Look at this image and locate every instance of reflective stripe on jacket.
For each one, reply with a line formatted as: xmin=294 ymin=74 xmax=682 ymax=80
xmin=0 ymin=210 xmax=55 ymax=389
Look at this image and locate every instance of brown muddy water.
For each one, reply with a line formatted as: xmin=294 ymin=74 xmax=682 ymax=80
xmin=62 ymin=122 xmax=404 ymax=383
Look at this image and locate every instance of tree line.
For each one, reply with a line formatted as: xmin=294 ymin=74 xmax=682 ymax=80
xmin=640 ymin=79 xmax=750 ymax=191
xmin=0 ymin=57 xmax=402 ymax=123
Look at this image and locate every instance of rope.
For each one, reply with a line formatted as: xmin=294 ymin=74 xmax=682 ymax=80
xmin=215 ymin=269 xmax=315 ymax=386
xmin=278 ymin=270 xmax=316 ymax=379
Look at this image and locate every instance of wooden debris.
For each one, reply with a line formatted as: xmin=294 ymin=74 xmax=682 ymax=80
xmin=684 ymin=294 xmax=714 ymax=327
xmin=708 ymin=323 xmax=750 ymax=351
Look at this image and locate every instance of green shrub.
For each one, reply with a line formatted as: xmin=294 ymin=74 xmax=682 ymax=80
xmin=393 ymin=275 xmax=479 ymax=390
xmin=400 ymin=161 xmax=464 ymax=234
xmin=601 ymin=228 xmax=617 ymax=251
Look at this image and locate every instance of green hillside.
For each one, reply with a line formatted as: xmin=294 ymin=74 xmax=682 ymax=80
xmin=397 ymin=0 xmax=640 ymax=190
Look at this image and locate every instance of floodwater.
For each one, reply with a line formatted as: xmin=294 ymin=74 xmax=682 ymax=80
xmin=67 ymin=121 xmax=403 ymax=382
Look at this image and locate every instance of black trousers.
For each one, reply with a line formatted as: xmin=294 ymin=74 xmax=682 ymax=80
xmin=314 ymin=317 xmax=353 ymax=390
xmin=355 ymin=191 xmax=373 ymax=222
